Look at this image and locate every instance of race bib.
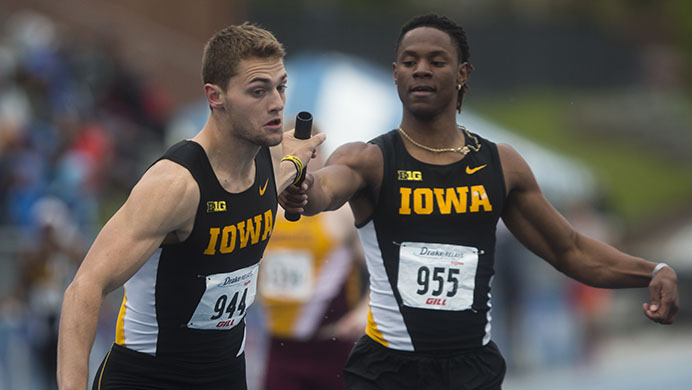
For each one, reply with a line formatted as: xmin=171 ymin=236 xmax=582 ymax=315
xmin=187 ymin=264 xmax=258 ymax=330
xmin=259 ymin=250 xmax=314 ymax=301
xmin=397 ymin=242 xmax=479 ymax=311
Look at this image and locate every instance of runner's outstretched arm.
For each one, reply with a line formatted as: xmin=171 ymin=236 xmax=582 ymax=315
xmin=498 ymin=144 xmax=678 ymax=324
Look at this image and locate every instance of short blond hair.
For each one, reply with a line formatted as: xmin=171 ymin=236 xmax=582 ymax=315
xmin=201 ymin=22 xmax=285 ymax=89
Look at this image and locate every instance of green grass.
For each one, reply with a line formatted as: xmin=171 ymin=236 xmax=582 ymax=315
xmin=468 ymin=91 xmax=692 ymax=226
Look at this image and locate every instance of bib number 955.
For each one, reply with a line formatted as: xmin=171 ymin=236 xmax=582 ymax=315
xmin=398 ymin=242 xmax=478 ymax=311
xmin=416 ymin=266 xmax=460 ymax=298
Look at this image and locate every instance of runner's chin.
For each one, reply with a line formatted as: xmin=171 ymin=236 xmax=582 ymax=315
xmin=262 ymin=128 xmax=283 ymax=147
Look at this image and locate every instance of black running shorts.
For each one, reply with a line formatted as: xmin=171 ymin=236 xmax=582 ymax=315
xmin=93 ymin=343 xmax=247 ymax=390
xmin=343 ymin=335 xmax=506 ymax=390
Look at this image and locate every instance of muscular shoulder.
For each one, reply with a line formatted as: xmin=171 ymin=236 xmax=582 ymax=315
xmin=126 ymin=159 xmax=199 ymax=233
xmin=497 ymin=143 xmax=539 ymax=195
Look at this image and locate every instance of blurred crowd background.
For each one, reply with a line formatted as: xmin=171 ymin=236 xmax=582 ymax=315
xmin=0 ymin=1 xmax=690 ymax=389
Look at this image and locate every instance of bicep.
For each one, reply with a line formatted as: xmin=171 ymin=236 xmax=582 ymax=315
xmin=76 ymin=208 xmax=164 ymax=294
xmin=502 ymin=186 xmax=578 ymax=268
xmin=499 ymin=144 xmax=578 ymax=270
xmin=72 ymin=162 xmax=198 ymax=294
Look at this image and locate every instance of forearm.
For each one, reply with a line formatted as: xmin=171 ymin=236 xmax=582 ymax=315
xmin=302 ymin=173 xmax=338 ymax=215
xmin=502 ymin=190 xmax=656 ymax=289
xmin=57 ymin=280 xmax=105 ymax=390
xmin=303 ymin=166 xmax=360 ymax=215
xmin=563 ymin=234 xmax=678 ymax=324
xmin=560 ymin=234 xmax=656 ymax=288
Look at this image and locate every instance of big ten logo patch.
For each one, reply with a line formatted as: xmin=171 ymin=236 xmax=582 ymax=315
xmin=207 ymin=201 xmax=227 ymax=213
xmin=397 ymin=170 xmax=422 ymax=181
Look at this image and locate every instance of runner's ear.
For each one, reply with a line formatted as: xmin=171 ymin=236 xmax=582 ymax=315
xmin=204 ymin=84 xmax=226 ymax=111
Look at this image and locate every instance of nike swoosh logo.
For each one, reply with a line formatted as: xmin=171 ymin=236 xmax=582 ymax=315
xmin=259 ymin=179 xmax=269 ymax=196
xmin=466 ymin=164 xmax=487 ymax=175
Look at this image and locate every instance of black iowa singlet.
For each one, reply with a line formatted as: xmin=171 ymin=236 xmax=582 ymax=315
xmin=99 ymin=140 xmax=277 ymax=388
xmin=358 ymin=129 xmax=505 ymax=352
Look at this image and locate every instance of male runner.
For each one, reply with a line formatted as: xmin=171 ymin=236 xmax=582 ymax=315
xmin=280 ymin=14 xmax=679 ymax=390
xmin=57 ymin=22 xmax=325 ymax=390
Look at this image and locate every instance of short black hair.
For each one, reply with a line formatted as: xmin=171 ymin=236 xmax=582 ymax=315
xmin=396 ymin=14 xmax=473 ymax=112
xmin=396 ymin=14 xmax=470 ymax=64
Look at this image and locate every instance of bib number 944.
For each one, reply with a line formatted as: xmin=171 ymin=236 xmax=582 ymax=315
xmin=188 ymin=264 xmax=258 ymax=330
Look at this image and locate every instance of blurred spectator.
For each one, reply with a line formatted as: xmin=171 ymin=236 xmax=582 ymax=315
xmin=0 ymin=10 xmax=171 ymax=231
xmin=257 ymin=205 xmax=368 ymax=390
xmin=0 ymin=8 xmax=173 ymax=389
xmin=14 ymin=197 xmax=85 ymax=389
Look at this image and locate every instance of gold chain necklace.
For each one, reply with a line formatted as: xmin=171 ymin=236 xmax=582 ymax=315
xmin=397 ymin=125 xmax=481 ymax=155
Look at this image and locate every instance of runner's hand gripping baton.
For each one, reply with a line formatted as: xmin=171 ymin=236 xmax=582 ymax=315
xmin=285 ymin=111 xmax=313 ymax=222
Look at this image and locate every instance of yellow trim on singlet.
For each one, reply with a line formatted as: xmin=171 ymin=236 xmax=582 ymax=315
xmin=346 ymin=266 xmax=361 ymax=307
xmin=365 ymin=307 xmax=388 ymax=347
xmin=98 ymin=345 xmax=114 ymax=390
xmin=115 ymin=290 xmax=127 ymax=345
